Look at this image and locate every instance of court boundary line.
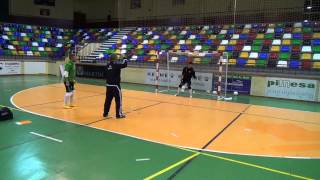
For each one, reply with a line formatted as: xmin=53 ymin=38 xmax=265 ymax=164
xmin=144 ymin=152 xmax=201 ymax=180
xmin=40 ymin=83 xmax=320 ymax=126
xmin=144 ymin=147 xmax=315 ymax=180
xmin=7 ymin=101 xmax=315 ymax=159
xmin=9 ymin=87 xmax=320 ymax=159
xmin=2 ymin=103 xmax=316 ymax=160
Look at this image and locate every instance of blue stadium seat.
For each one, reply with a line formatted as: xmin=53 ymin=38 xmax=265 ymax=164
xmin=280 ymin=46 xmax=290 ymax=52
xmin=289 ymin=60 xmax=300 ymax=69
xmin=259 ymin=52 xmax=268 ymax=59
xmin=236 ymin=58 xmax=247 ymax=67
xmin=293 ymin=33 xmax=302 ymax=39
xmin=313 ymin=39 xmax=320 ymax=45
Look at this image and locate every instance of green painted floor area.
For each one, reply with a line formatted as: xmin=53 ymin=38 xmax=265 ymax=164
xmin=0 ymin=75 xmax=319 ymax=180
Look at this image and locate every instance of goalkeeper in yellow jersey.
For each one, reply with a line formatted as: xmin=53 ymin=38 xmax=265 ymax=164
xmin=63 ymin=54 xmax=76 ymax=108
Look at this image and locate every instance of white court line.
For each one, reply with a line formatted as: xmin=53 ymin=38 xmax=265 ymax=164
xmin=10 ymin=86 xmax=320 ymax=160
xmin=136 ymin=158 xmax=151 ymax=162
xmin=158 ymin=89 xmax=170 ymax=93
xmin=30 ymin=132 xmax=63 ymax=143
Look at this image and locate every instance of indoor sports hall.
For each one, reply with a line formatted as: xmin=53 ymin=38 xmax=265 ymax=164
xmin=0 ymin=0 xmax=320 ymax=179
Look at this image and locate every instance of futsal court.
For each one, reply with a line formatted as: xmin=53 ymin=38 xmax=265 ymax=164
xmin=1 ymin=75 xmax=319 ymax=180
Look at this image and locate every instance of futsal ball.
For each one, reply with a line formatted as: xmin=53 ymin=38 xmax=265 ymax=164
xmin=233 ymin=91 xmax=239 ymax=96
xmin=212 ymin=91 xmax=217 ymax=95
xmin=181 ymin=85 xmax=186 ymax=92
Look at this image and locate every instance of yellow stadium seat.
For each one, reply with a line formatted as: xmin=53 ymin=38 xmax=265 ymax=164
xmin=217 ymin=46 xmax=225 ymax=51
xmin=173 ymin=45 xmax=180 ymax=50
xmin=229 ymin=40 xmax=237 ymax=45
xmin=200 ymin=30 xmax=207 ymax=35
xmin=148 ymin=50 xmax=157 ymax=55
xmin=34 ymin=52 xmax=41 ymax=56
xmin=271 ymin=46 xmax=280 ymax=52
xmin=293 ymin=28 xmax=301 ymax=33
xmin=256 ymin=34 xmax=264 ymax=39
xmin=246 ymin=59 xmax=256 ymax=66
xmin=18 ymin=51 xmax=25 ymax=55
xmin=282 ymin=40 xmax=291 ymax=45
xmin=313 ymin=33 xmax=320 ymax=39
xmin=193 ymin=58 xmax=201 ymax=64
xmin=23 ymin=37 xmax=30 ymax=42
xmin=163 ymin=31 xmax=169 ymax=35
xmin=209 ymin=35 xmax=216 ymax=39
xmin=313 ymin=62 xmax=320 ymax=69
xmin=137 ymin=35 xmax=143 ymax=40
xmin=45 ymin=47 xmax=52 ymax=52
xmin=7 ymin=32 xmax=13 ymax=36
xmin=131 ymin=32 xmax=137 ymax=36
xmin=137 ymin=44 xmax=143 ymax=49
xmin=170 ymin=35 xmax=177 ymax=40
xmin=115 ymin=49 xmax=121 ymax=54
xmin=12 ymin=41 xmax=19 ymax=46
xmin=269 ymin=23 xmax=275 ymax=28
xmin=11 ymin=50 xmax=18 ymax=55
xmin=240 ymin=52 xmax=249 ymax=58
xmin=301 ymin=53 xmax=312 ymax=60
xmin=117 ymin=39 xmax=122 ymax=44
xmin=228 ymin=59 xmax=236 ymax=65
xmin=242 ymin=29 xmax=250 ymax=34
xmin=149 ymin=56 xmax=157 ymax=61
xmin=148 ymin=40 xmax=154 ymax=45
xmin=186 ymin=39 xmax=192 ymax=45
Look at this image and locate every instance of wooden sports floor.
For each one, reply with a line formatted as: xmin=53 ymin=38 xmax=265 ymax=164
xmin=1 ymin=75 xmax=320 ymax=179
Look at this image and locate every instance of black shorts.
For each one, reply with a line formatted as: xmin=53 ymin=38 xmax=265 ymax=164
xmin=64 ymin=81 xmax=75 ymax=93
xmin=179 ymin=79 xmax=192 ymax=89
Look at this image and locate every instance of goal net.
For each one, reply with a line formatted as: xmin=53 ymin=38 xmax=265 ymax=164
xmin=153 ymin=50 xmax=229 ymax=99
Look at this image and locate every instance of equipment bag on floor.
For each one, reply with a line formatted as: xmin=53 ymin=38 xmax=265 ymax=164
xmin=0 ymin=107 xmax=13 ymax=121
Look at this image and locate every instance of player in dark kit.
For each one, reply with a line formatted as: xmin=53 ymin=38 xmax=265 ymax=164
xmin=175 ymin=62 xmax=196 ymax=98
xmin=103 ymin=54 xmax=127 ymax=119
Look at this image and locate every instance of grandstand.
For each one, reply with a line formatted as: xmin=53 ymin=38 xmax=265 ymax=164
xmin=0 ymin=0 xmax=320 ymax=179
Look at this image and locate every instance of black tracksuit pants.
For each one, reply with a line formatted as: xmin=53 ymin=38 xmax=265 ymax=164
xmin=104 ymin=84 xmax=123 ymax=117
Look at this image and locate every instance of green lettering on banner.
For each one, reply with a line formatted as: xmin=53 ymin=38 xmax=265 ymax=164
xmin=267 ymin=80 xmax=275 ymax=87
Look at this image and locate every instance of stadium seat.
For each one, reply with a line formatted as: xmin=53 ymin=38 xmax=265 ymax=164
xmin=277 ymin=60 xmax=288 ymax=68
xmin=289 ymin=60 xmax=301 ymax=69
xmin=236 ymin=58 xmax=247 ymax=67
xmin=313 ymin=62 xmax=320 ymax=69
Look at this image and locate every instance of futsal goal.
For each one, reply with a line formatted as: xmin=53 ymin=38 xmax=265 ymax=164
xmin=153 ymin=50 xmax=231 ymax=100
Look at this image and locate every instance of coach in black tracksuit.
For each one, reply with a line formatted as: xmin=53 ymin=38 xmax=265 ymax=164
xmin=103 ymin=54 xmax=127 ymax=119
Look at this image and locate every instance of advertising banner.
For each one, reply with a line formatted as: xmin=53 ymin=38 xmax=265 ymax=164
xmin=213 ymin=75 xmax=251 ymax=94
xmin=145 ymin=69 xmax=213 ymax=91
xmin=265 ymin=77 xmax=317 ymax=101
xmin=76 ymin=64 xmax=105 ymax=79
xmin=0 ymin=61 xmax=22 ymax=75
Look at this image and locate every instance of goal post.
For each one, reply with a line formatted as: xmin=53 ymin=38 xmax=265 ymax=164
xmin=155 ymin=50 xmax=229 ymax=99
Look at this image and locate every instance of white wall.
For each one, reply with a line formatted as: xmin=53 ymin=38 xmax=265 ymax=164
xmin=9 ymin=0 xmax=74 ymax=20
